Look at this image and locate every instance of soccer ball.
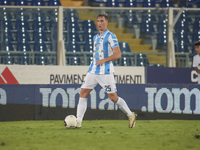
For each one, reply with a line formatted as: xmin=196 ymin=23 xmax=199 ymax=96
xmin=64 ymin=115 xmax=77 ymax=128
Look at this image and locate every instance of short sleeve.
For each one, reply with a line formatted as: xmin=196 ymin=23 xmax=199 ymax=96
xmin=109 ymin=33 xmax=119 ymax=48
xmin=193 ymin=56 xmax=198 ymax=67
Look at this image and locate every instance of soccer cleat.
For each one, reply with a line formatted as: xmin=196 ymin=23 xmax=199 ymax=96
xmin=76 ymin=117 xmax=82 ymax=128
xmin=129 ymin=112 xmax=137 ymax=128
xmin=76 ymin=124 xmax=81 ymax=128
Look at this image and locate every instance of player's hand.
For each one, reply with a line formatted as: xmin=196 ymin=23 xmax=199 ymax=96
xmin=96 ymin=59 xmax=106 ymax=66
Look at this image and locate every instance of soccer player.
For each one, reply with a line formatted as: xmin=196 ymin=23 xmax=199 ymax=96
xmin=76 ymin=13 xmax=136 ymax=128
xmin=193 ymin=41 xmax=200 ymax=84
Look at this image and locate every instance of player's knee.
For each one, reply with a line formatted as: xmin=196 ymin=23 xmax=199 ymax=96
xmin=80 ymin=89 xmax=91 ymax=98
xmin=108 ymin=93 xmax=118 ymax=103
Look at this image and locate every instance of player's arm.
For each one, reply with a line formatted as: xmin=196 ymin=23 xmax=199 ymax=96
xmin=96 ymin=46 xmax=121 ymax=66
xmin=195 ymin=67 xmax=200 ymax=74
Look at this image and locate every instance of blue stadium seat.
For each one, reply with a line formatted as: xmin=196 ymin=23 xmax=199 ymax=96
xmin=119 ymin=42 xmax=131 ymax=52
xmin=83 ymin=20 xmax=96 ymax=52
xmin=67 ymin=42 xmax=81 ymax=52
xmin=141 ymin=15 xmax=156 ymax=34
xmin=158 ymin=16 xmax=167 ymax=45
xmin=125 ymin=0 xmax=137 ymax=7
xmin=34 ymin=42 xmax=46 ymax=52
xmin=18 ymin=53 xmax=29 ymax=65
xmin=193 ymin=18 xmax=200 ymax=42
xmin=161 ymin=0 xmax=174 ymax=7
xmin=16 ymin=0 xmax=28 ymax=6
xmin=2 ymin=42 xmax=14 ymax=51
xmin=49 ymin=0 xmax=61 ymax=6
xmin=124 ymin=10 xmax=140 ymax=24
xmin=83 ymin=20 xmax=97 ymax=33
xmin=68 ymin=19 xmax=81 ymax=32
xmin=175 ymin=32 xmax=190 ymax=53
xmin=143 ymin=0 xmax=155 ymax=7
xmin=197 ymin=1 xmax=200 ymax=8
xmin=86 ymin=54 xmax=93 ymax=65
xmin=65 ymin=9 xmax=79 ymax=22
xmin=34 ymin=54 xmax=47 ymax=65
xmin=176 ymin=19 xmax=191 ymax=34
xmin=66 ymin=54 xmax=81 ymax=65
xmin=33 ymin=0 xmax=45 ymax=6
xmin=136 ymin=54 xmax=149 ymax=66
xmin=1 ymin=53 xmax=14 ymax=64
xmin=84 ymin=42 xmax=93 ymax=53
xmin=0 ymin=0 xmax=12 ymax=5
xmin=121 ymin=54 xmax=135 ymax=66
xmin=18 ymin=42 xmax=31 ymax=52
xmin=107 ymin=0 xmax=119 ymax=7
xmin=68 ymin=31 xmax=82 ymax=44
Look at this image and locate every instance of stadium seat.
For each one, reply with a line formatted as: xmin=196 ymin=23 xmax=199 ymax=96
xmin=33 ymin=0 xmax=45 ymax=6
xmin=86 ymin=54 xmax=93 ymax=65
xmin=68 ymin=31 xmax=83 ymax=44
xmin=143 ymin=0 xmax=155 ymax=7
xmin=35 ymin=42 xmax=47 ymax=52
xmin=119 ymin=42 xmax=131 ymax=52
xmin=66 ymin=54 xmax=81 ymax=65
xmin=83 ymin=20 xmax=97 ymax=33
xmin=136 ymin=54 xmax=149 ymax=66
xmin=84 ymin=42 xmax=93 ymax=53
xmin=125 ymin=0 xmax=137 ymax=7
xmin=120 ymin=54 xmax=135 ymax=66
xmin=0 ymin=0 xmax=11 ymax=5
xmin=49 ymin=0 xmax=61 ymax=6
xmin=18 ymin=42 xmax=31 ymax=52
xmin=65 ymin=9 xmax=79 ymax=22
xmin=16 ymin=0 xmax=28 ymax=6
xmin=141 ymin=15 xmax=156 ymax=34
xmin=1 ymin=53 xmax=14 ymax=64
xmin=107 ymin=0 xmax=119 ymax=7
xmin=192 ymin=18 xmax=200 ymax=43
xmin=68 ymin=19 xmax=81 ymax=32
xmin=2 ymin=42 xmax=14 ymax=51
xmin=158 ymin=16 xmax=167 ymax=45
xmin=175 ymin=32 xmax=190 ymax=53
xmin=83 ymin=20 xmax=97 ymax=52
xmin=34 ymin=54 xmax=47 ymax=65
xmin=124 ymin=10 xmax=140 ymax=24
xmin=67 ymin=42 xmax=81 ymax=52
xmin=18 ymin=53 xmax=29 ymax=65
xmin=161 ymin=0 xmax=174 ymax=7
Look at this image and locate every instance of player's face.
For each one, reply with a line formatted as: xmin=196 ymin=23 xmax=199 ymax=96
xmin=97 ymin=16 xmax=108 ymax=32
xmin=195 ymin=45 xmax=200 ymax=55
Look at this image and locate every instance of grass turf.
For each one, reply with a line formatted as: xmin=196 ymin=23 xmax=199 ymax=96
xmin=0 ymin=120 xmax=200 ymax=150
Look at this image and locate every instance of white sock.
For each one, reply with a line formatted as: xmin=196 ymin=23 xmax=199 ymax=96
xmin=76 ymin=97 xmax=87 ymax=125
xmin=116 ymin=97 xmax=133 ymax=118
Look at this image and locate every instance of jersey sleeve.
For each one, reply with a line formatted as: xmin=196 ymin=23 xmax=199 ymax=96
xmin=193 ymin=56 xmax=198 ymax=67
xmin=108 ymin=33 xmax=119 ymax=49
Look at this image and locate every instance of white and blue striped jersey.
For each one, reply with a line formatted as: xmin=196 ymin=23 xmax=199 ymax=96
xmin=88 ymin=29 xmax=119 ymax=75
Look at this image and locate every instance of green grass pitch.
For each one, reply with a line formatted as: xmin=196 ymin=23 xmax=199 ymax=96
xmin=0 ymin=120 xmax=200 ymax=150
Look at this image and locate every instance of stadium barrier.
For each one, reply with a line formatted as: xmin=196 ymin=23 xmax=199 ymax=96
xmin=0 ymin=65 xmax=198 ymax=85
xmin=0 ymin=84 xmax=200 ymax=121
xmin=0 ymin=65 xmax=145 ymax=84
xmin=146 ymin=67 xmax=198 ymax=84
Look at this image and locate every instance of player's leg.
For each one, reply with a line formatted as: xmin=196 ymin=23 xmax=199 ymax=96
xmin=97 ymin=73 xmax=136 ymax=128
xmin=76 ymin=73 xmax=97 ymax=128
xmin=108 ymin=93 xmax=137 ymax=128
xmin=76 ymin=88 xmax=92 ymax=128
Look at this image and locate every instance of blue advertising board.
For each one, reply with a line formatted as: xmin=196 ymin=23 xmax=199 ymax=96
xmin=146 ymin=67 xmax=198 ymax=84
xmin=0 ymin=84 xmax=200 ymax=118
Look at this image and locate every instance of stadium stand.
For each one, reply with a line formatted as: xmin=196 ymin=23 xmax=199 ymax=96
xmin=0 ymin=0 xmax=200 ymax=66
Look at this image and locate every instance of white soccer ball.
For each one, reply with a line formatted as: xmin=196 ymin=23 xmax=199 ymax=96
xmin=64 ymin=115 xmax=77 ymax=128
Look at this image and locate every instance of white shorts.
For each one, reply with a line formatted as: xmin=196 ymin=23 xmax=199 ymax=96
xmin=81 ymin=72 xmax=117 ymax=93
